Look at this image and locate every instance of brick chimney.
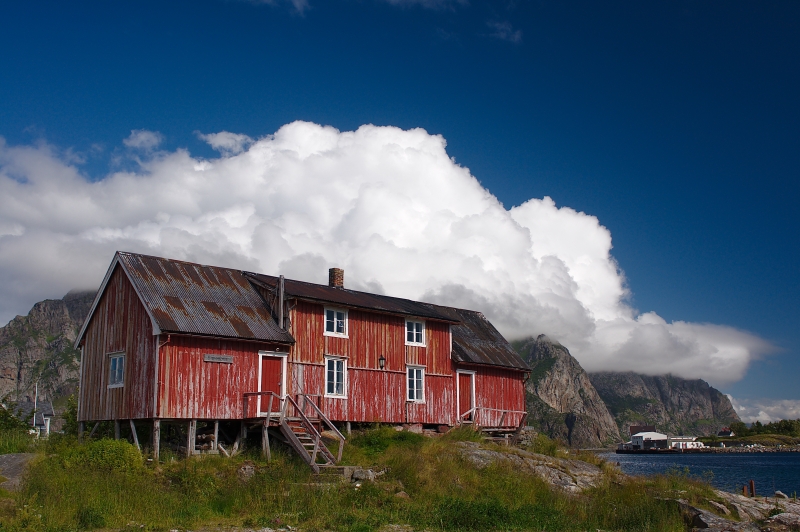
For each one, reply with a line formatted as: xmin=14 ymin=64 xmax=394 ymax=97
xmin=328 ymin=268 xmax=344 ymax=288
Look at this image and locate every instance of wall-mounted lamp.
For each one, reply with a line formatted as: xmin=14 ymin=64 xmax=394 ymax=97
xmin=378 ymin=355 xmax=386 ymax=370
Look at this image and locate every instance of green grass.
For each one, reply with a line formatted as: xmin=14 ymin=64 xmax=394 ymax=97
xmin=0 ymin=427 xmax=718 ymax=531
xmin=0 ymin=431 xmax=37 ymax=455
xmin=699 ymin=433 xmax=800 ymax=446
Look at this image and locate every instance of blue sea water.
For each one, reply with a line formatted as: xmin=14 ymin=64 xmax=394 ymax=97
xmin=600 ymin=452 xmax=800 ymax=496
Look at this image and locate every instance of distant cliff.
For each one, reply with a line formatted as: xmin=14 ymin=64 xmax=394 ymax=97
xmin=0 ymin=290 xmax=95 ymax=409
xmin=513 ymin=335 xmax=621 ymax=448
xmin=587 ymin=371 xmax=740 ymax=437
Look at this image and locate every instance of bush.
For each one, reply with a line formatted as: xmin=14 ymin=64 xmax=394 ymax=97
xmin=528 ymin=433 xmax=559 ymax=457
xmin=348 ymin=426 xmax=424 ymax=458
xmin=0 ymin=398 xmax=33 ymax=432
xmin=61 ymin=438 xmax=143 ymax=472
xmin=76 ymin=504 xmax=107 ymax=529
xmin=62 ymin=393 xmax=80 ymax=436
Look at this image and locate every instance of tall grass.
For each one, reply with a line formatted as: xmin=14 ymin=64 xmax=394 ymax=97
xmin=0 ymin=430 xmax=36 ymax=455
xmin=0 ymin=426 xmax=711 ymax=531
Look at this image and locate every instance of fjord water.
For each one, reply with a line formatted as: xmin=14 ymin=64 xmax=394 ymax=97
xmin=602 ymin=452 xmax=800 ymax=495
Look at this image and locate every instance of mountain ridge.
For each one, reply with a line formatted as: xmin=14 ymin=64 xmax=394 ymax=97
xmin=588 ymin=371 xmax=740 ymax=437
xmin=0 ymin=290 xmax=96 ymax=411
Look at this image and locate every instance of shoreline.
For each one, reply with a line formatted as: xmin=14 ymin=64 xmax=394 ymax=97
xmin=613 ymin=446 xmax=800 ymax=454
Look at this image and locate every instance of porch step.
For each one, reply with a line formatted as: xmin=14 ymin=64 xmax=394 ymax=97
xmin=279 ymin=418 xmax=337 ymax=474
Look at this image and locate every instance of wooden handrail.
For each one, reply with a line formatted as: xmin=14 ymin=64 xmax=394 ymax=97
xmin=283 ymin=395 xmax=321 ymax=443
xmin=299 ymin=393 xmax=346 ymax=462
xmin=243 ymin=391 xmax=283 ymax=419
xmin=459 ymin=406 xmax=527 ymax=427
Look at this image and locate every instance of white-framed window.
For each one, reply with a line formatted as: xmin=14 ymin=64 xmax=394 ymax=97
xmin=325 ymin=356 xmax=347 ymax=398
xmin=324 ymin=307 xmax=348 ymax=337
xmin=108 ymin=352 xmax=125 ymax=388
xmin=405 ymin=320 xmax=425 ymax=346
xmin=407 ymin=365 xmax=425 ymax=402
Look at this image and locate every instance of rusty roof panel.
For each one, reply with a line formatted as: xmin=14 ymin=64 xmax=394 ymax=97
xmin=442 ymin=307 xmax=530 ymax=371
xmin=246 ymin=273 xmax=460 ymax=323
xmin=118 ymin=252 xmax=294 ymax=344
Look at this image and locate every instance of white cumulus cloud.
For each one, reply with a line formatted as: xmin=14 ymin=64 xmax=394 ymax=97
xmin=123 ymin=129 xmax=163 ymax=151
xmin=0 ymin=121 xmax=774 ymax=387
xmin=728 ymin=396 xmax=800 ymax=424
xmin=197 ymin=131 xmax=254 ymax=156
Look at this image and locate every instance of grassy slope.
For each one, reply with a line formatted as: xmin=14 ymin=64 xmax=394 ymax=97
xmin=699 ymin=433 xmax=800 ymax=446
xmin=0 ymin=427 xmax=723 ymax=532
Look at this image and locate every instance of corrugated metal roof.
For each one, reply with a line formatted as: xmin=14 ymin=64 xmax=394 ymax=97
xmin=118 ymin=252 xmax=294 ymax=344
xmin=245 ymin=273 xmax=460 ymax=323
xmin=109 ymin=252 xmax=526 ymax=370
xmin=444 ymin=307 xmax=530 ymax=371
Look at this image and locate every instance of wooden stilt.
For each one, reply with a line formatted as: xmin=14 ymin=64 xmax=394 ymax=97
xmin=88 ymin=421 xmax=100 ymax=439
xmin=261 ymin=419 xmax=270 ymax=460
xmin=346 ymin=421 xmax=351 ymax=436
xmin=213 ymin=421 xmax=219 ymax=451
xmin=114 ymin=420 xmax=121 ymax=440
xmin=233 ymin=420 xmax=245 ymax=454
xmin=187 ymin=420 xmax=197 ymax=457
xmin=78 ymin=421 xmax=85 ymax=442
xmin=129 ymin=419 xmax=140 ymax=450
xmin=218 ymin=443 xmax=230 ymax=457
xmin=152 ymin=419 xmax=160 ymax=460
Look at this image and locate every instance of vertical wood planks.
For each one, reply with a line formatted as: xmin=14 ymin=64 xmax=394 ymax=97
xmin=78 ymin=266 xmax=156 ymax=421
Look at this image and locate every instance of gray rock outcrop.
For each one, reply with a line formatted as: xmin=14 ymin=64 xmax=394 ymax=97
xmin=513 ymin=335 xmax=620 ymax=448
xmin=0 ymin=290 xmax=96 ymax=427
xmin=455 ymin=441 xmax=603 ymax=493
xmin=588 ymin=371 xmax=740 ymax=437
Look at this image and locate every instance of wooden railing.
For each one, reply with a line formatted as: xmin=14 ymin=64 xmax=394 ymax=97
xmin=298 ymin=394 xmax=346 ymax=462
xmin=281 ymin=394 xmax=337 ymax=469
xmin=243 ymin=390 xmax=283 ymax=419
xmin=459 ymin=406 xmax=527 ymax=428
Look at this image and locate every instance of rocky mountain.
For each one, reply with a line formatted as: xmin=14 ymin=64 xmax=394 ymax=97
xmin=0 ymin=290 xmax=96 ymax=412
xmin=588 ymin=371 xmax=740 ymax=437
xmin=513 ymin=335 xmax=621 ymax=448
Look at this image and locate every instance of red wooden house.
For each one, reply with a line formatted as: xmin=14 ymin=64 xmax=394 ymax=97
xmin=75 ymin=252 xmax=529 ymax=469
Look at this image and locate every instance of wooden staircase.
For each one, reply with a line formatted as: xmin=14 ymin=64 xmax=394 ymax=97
xmin=256 ymin=394 xmax=345 ymax=473
xmin=280 ymin=417 xmax=337 ymax=473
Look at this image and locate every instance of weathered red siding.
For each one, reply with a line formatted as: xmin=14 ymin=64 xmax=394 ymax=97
xmin=78 ymin=266 xmax=156 ymax=421
xmin=469 ymin=365 xmax=527 ymax=428
xmin=80 ymin=275 xmax=526 ymax=428
xmin=157 ymin=335 xmax=284 ymax=419
xmin=286 ymin=300 xmax=456 ymax=424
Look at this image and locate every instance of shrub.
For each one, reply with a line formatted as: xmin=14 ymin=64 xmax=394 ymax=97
xmin=76 ymin=504 xmax=107 ymax=529
xmin=528 ymin=433 xmax=559 ymax=456
xmin=61 ymin=438 xmax=143 ymax=472
xmin=349 ymin=426 xmax=424 ymax=458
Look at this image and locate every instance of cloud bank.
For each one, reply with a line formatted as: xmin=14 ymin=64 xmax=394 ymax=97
xmin=728 ymin=396 xmax=800 ymax=424
xmin=0 ymin=122 xmax=773 ymax=386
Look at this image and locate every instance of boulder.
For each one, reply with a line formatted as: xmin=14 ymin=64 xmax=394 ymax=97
xmin=455 ymin=441 xmax=603 ymax=493
xmin=676 ymin=499 xmax=760 ymax=532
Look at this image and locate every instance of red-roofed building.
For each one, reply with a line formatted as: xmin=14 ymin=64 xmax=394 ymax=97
xmin=75 ymin=252 xmax=529 ymax=470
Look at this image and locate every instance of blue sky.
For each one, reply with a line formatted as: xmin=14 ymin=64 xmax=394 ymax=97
xmin=1 ymin=1 xmax=798 ymax=412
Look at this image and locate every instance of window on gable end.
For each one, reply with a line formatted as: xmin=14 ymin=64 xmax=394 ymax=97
xmin=108 ymin=352 xmax=125 ymax=388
